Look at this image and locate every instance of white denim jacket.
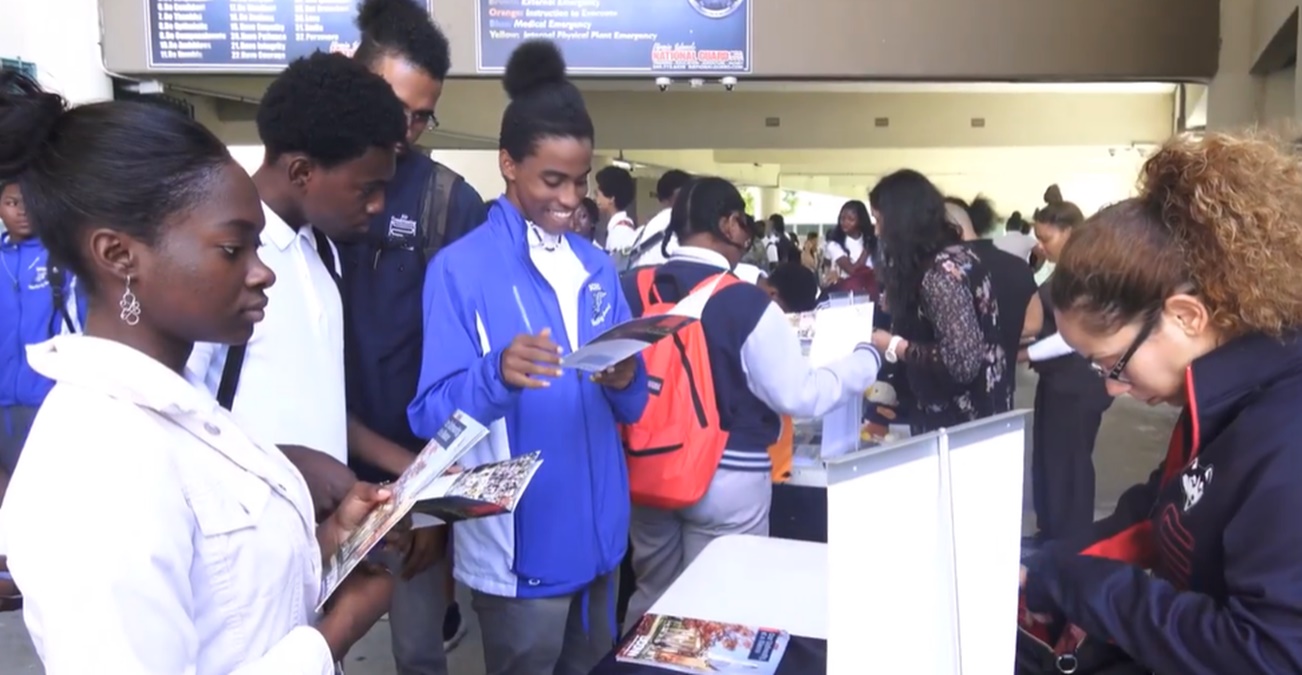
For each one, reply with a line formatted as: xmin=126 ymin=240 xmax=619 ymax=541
xmin=0 ymin=335 xmax=334 ymax=674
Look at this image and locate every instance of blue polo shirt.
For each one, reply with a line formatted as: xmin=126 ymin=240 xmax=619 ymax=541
xmin=337 ymin=153 xmax=486 ymax=482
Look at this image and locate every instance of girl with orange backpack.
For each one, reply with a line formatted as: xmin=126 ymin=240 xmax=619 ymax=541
xmin=618 ymin=176 xmax=883 ymax=632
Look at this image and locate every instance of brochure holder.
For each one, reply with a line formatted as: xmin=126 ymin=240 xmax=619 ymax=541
xmin=814 ymin=410 xmax=1029 ymax=674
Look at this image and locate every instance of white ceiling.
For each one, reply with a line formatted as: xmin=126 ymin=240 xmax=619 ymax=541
xmin=570 ymin=80 xmax=1180 ymax=94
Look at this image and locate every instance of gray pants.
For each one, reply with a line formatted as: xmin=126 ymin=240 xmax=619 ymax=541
xmin=0 ymin=406 xmax=38 ymax=476
xmin=473 ymin=571 xmax=617 ymax=675
xmin=377 ymin=548 xmax=450 ymax=675
xmin=624 ymin=468 xmax=772 ymax=633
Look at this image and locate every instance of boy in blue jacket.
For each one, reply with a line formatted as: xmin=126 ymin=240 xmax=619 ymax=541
xmin=0 ymin=179 xmax=83 ymax=503
xmin=406 ymin=41 xmax=647 ymax=675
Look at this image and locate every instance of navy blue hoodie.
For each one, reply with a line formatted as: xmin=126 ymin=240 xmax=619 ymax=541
xmin=1024 ymin=333 xmax=1302 ymax=673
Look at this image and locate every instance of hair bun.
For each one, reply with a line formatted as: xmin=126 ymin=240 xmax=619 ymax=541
xmin=1043 ymin=184 xmax=1064 ymax=205
xmin=356 ymin=0 xmax=415 ymax=32
xmin=503 ymin=40 xmax=567 ymax=100
xmin=0 ymin=71 xmax=66 ymax=179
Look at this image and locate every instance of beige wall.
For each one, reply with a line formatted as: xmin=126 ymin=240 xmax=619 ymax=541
xmin=166 ymin=78 xmax=1174 ymax=152
xmin=1207 ymin=0 xmax=1302 ymax=129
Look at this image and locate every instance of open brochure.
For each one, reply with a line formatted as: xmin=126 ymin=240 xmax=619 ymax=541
xmin=560 ymin=274 xmax=724 ymax=373
xmin=318 ymin=410 xmax=488 ymax=608
xmin=786 ymin=301 xmax=875 ymax=367
xmin=617 ymin=613 xmax=791 ymax=674
xmin=412 ymin=451 xmax=543 ymax=523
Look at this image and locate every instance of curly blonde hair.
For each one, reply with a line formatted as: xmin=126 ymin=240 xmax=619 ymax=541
xmin=1050 ymin=131 xmax=1302 ymax=337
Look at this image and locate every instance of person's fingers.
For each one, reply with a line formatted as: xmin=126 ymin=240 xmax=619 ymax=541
xmin=511 ymin=343 xmax=563 ymax=366
xmin=505 ymin=354 xmax=562 ymax=380
xmin=345 ymin=482 xmax=393 ymax=507
xmin=502 ymin=361 xmax=551 ymax=389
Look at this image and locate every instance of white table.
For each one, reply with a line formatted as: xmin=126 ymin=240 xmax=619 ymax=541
xmin=649 ymin=534 xmax=827 ymax=640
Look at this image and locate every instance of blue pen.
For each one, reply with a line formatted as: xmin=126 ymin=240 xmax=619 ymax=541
xmin=512 ymin=285 xmax=534 ymax=334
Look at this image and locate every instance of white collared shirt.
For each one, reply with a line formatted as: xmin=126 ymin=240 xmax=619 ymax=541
xmin=993 ymin=231 xmax=1038 ymax=262
xmin=603 ymin=210 xmax=637 ymax=253
xmin=0 ymin=335 xmax=333 ymax=675
xmin=527 ymin=223 xmax=588 ymax=351
xmin=628 ymin=207 xmax=677 ymax=268
xmin=186 ymin=203 xmax=348 ymax=463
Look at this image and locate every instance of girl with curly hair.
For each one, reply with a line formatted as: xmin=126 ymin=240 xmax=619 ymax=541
xmin=1018 ymin=132 xmax=1302 ymax=673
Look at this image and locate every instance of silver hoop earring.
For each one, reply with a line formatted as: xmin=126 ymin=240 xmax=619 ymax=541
xmin=119 ymin=275 xmax=141 ymax=326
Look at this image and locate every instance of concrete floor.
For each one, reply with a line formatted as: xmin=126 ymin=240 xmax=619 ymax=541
xmin=0 ymin=367 xmax=1176 ymax=674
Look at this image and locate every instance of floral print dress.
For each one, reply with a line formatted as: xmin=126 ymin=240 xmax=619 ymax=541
xmin=897 ymin=245 xmax=1012 ymax=434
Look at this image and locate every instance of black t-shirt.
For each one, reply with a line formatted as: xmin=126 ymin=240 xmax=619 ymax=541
xmin=968 ymin=239 xmax=1037 ymax=380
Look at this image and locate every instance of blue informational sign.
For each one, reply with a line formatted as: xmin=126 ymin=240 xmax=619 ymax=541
xmin=145 ymin=0 xmax=434 ymax=71
xmin=477 ymin=0 xmax=750 ymax=74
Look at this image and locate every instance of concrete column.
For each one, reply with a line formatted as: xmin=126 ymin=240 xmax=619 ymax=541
xmin=0 ymin=0 xmax=112 ymax=105
xmin=1292 ymin=14 xmax=1302 ymax=121
xmin=1207 ymin=0 xmax=1262 ymax=129
xmin=759 ymin=187 xmax=783 ymax=220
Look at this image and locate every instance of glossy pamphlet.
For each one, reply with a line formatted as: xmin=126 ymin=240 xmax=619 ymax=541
xmin=617 ymin=613 xmax=790 ymax=674
xmin=412 ymin=451 xmax=543 ymax=523
xmin=560 ymin=274 xmax=723 ymax=373
xmin=318 ymin=410 xmax=488 ymax=608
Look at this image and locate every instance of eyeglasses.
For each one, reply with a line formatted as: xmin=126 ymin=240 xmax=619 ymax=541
xmin=1090 ymin=317 xmax=1155 ymax=382
xmin=405 ymin=108 xmax=439 ymax=130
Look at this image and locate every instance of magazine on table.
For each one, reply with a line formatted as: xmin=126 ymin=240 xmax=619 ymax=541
xmin=616 ymin=613 xmax=791 ymax=674
xmin=560 ymin=274 xmax=724 ymax=373
xmin=317 ymin=410 xmax=488 ymax=608
xmin=411 ymin=451 xmax=543 ymax=523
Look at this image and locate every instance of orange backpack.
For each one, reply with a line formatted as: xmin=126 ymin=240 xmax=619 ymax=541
xmin=767 ymin=415 xmax=794 ymax=483
xmin=622 ymin=268 xmax=739 ymax=509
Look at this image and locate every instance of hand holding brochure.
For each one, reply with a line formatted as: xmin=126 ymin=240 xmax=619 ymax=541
xmin=318 ymin=410 xmax=488 ymax=608
xmin=412 ymin=452 xmax=543 ymax=523
xmin=560 ymin=274 xmax=724 ymax=373
xmin=617 ymin=613 xmax=791 ymax=674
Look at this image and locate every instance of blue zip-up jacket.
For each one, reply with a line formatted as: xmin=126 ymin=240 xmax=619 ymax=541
xmin=407 ymin=198 xmax=648 ymax=599
xmin=1024 ymin=333 xmax=1302 ymax=673
xmin=0 ymin=235 xmax=82 ymax=408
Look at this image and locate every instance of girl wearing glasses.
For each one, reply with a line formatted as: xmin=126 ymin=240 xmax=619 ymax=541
xmin=1018 ymin=132 xmax=1302 ymax=674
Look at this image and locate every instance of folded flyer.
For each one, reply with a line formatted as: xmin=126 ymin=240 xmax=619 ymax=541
xmin=616 ymin=613 xmax=790 ymax=674
xmin=318 ymin=410 xmax=488 ymax=608
xmin=412 ymin=451 xmax=543 ymax=523
xmin=560 ymin=274 xmax=723 ymax=373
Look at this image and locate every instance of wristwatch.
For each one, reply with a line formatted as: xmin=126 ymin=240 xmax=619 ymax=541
xmin=884 ymin=335 xmax=904 ymax=363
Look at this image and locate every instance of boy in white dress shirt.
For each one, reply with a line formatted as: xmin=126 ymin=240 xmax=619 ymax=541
xmin=185 ymin=52 xmax=411 ymax=520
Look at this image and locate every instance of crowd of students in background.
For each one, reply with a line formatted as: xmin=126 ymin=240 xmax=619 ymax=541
xmin=2 ymin=5 xmax=1302 ymax=674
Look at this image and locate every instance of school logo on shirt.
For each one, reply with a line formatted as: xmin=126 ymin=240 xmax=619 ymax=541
xmin=1180 ymin=458 xmax=1213 ymax=512
xmin=386 ymin=213 xmax=418 ymax=246
xmin=589 ymin=282 xmax=611 ymax=326
xmin=688 ymin=0 xmax=746 ymax=19
xmin=27 ymin=260 xmax=48 ymax=291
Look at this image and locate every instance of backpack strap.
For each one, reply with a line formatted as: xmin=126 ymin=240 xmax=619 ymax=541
xmin=625 ymin=230 xmax=666 ymax=272
xmin=421 ymin=163 xmax=459 ymax=263
xmin=216 ymin=344 xmax=246 ymax=411
xmin=312 ymin=228 xmax=342 ymax=288
xmin=635 ymin=267 xmax=661 ymax=306
xmin=46 ymin=263 xmax=76 ymax=335
xmin=691 ymin=271 xmax=739 ymax=296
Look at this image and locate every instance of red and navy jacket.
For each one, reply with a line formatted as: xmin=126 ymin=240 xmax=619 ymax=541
xmin=1024 ymin=332 xmax=1302 ymax=673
